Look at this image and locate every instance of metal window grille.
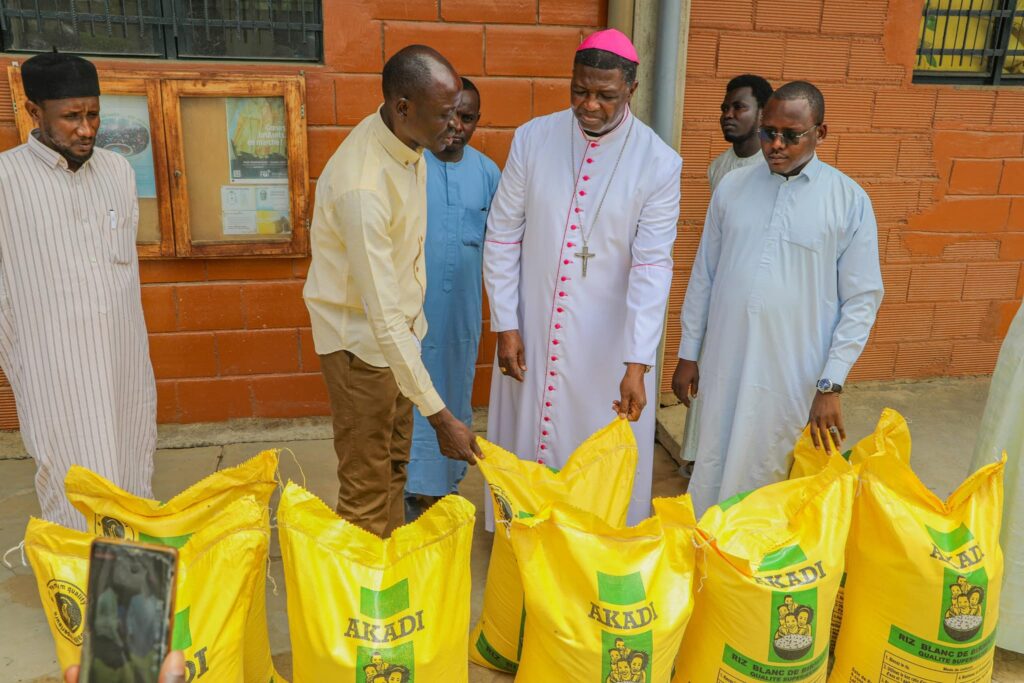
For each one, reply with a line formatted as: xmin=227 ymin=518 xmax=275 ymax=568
xmin=915 ymin=0 xmax=1024 ymax=85
xmin=0 ymin=0 xmax=323 ymax=62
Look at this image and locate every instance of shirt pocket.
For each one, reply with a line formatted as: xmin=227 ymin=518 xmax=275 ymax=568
xmin=783 ymin=220 xmax=825 ymax=253
xmin=460 ymin=206 xmax=488 ymax=247
xmin=103 ymin=206 xmax=136 ymax=265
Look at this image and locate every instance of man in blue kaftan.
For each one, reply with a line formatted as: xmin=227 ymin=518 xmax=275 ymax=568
xmin=405 ymin=78 xmax=500 ymax=521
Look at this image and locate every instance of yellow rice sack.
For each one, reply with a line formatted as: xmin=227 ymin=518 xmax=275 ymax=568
xmin=510 ymin=495 xmax=698 ymax=682
xmin=65 ymin=451 xmax=282 ymax=683
xmin=789 ymin=408 xmax=912 ymax=651
xmin=25 ymin=496 xmax=269 ymax=681
xmin=673 ymin=453 xmax=855 ymax=683
xmin=789 ymin=407 xmax=911 ymax=479
xmin=470 ymin=419 xmax=638 ymax=673
xmin=830 ymin=450 xmax=1005 ymax=682
xmin=277 ymin=482 xmax=474 ymax=682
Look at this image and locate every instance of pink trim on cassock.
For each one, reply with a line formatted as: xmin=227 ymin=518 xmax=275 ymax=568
xmin=534 ymin=133 xmax=592 ymax=460
xmin=485 ymin=239 xmax=523 ymax=245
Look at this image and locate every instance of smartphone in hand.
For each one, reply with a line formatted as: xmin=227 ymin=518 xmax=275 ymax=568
xmin=79 ymin=539 xmax=178 ymax=683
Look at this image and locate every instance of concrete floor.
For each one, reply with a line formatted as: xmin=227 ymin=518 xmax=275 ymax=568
xmin=0 ymin=377 xmax=1021 ymax=682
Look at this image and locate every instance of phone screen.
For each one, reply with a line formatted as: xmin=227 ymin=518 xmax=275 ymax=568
xmin=79 ymin=540 xmax=177 ymax=683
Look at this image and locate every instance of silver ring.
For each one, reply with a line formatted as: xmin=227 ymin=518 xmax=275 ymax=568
xmin=828 ymin=426 xmax=840 ymax=434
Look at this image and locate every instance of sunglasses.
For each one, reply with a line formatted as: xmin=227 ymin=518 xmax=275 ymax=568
xmin=759 ymin=125 xmax=818 ymax=146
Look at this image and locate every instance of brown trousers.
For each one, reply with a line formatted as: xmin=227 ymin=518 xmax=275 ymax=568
xmin=320 ymin=350 xmax=413 ymax=538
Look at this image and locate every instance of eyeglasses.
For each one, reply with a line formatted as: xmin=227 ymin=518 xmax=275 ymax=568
xmin=759 ymin=125 xmax=818 ymax=146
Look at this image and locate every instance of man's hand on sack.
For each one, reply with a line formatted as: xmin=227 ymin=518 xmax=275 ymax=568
xmin=808 ymin=392 xmax=845 ymax=453
xmin=429 ymin=408 xmax=483 ymax=465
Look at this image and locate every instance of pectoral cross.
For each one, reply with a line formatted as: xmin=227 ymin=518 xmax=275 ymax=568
xmin=575 ymin=244 xmax=596 ymax=278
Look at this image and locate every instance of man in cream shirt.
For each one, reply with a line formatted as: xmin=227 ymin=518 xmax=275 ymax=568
xmin=304 ymin=45 xmax=479 ymax=538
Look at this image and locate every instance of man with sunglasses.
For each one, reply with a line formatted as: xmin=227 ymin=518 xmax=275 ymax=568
xmin=674 ymin=80 xmax=883 ymax=516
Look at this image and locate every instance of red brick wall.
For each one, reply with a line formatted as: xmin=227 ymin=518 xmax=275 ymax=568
xmin=0 ymin=0 xmax=1019 ymax=425
xmin=0 ymin=0 xmax=604 ymax=424
xmin=665 ymin=0 xmax=1024 ymax=394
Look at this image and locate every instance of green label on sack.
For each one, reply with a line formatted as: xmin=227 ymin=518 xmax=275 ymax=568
xmin=927 ymin=523 xmax=986 ymax=572
xmin=888 ymin=624 xmax=996 ymax=666
xmin=172 ymin=607 xmax=192 ymax=650
xmin=474 ymin=631 xmax=518 ymax=673
xmin=591 ymin=571 xmax=655 ymax=682
xmin=347 ymin=580 xmax=421 ymax=682
xmin=925 ymin=522 xmax=990 ymax=646
xmin=360 ymin=580 xmax=410 ymax=620
xmin=722 ymin=644 xmax=827 ymax=682
xmin=767 ymin=587 xmax=818 ymax=664
xmin=139 ymin=531 xmax=193 ymax=549
xmin=927 ymin=524 xmax=974 ymax=553
xmin=718 ymin=490 xmax=752 ymax=512
xmin=937 ymin=567 xmax=989 ymax=645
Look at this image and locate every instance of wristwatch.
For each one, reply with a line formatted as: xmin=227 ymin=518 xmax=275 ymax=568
xmin=816 ymin=378 xmax=843 ymax=394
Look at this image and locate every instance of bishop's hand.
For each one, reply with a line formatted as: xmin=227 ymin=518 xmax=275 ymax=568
xmin=613 ymin=363 xmax=648 ymax=422
xmin=496 ymin=330 xmax=527 ymax=382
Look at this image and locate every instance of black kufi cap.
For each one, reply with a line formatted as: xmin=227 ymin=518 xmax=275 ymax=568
xmin=22 ymin=52 xmax=100 ymax=103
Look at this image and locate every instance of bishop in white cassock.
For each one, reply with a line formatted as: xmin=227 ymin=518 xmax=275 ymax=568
xmin=675 ymin=82 xmax=883 ymax=517
xmin=483 ymin=30 xmax=682 ymax=524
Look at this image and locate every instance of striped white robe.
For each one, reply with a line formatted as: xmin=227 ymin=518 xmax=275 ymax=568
xmin=0 ymin=133 xmax=156 ymax=529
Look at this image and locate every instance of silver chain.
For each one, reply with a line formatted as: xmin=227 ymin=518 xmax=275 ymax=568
xmin=569 ymin=113 xmax=635 ymax=249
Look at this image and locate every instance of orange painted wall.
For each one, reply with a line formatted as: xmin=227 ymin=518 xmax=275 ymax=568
xmin=0 ymin=0 xmax=1019 ymax=425
xmin=666 ymin=0 xmax=1024 ymax=394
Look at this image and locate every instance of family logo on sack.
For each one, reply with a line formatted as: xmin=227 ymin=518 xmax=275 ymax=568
xmin=759 ymin=545 xmax=821 ymax=664
xmin=489 ymin=485 xmax=516 ymax=536
xmin=346 ymin=579 xmax=420 ymax=682
xmin=47 ymin=579 xmax=86 ymax=645
xmin=927 ymin=524 xmax=990 ymax=646
xmin=589 ymin=571 xmax=655 ymax=682
xmin=93 ymin=514 xmax=194 ymax=549
xmin=94 ymin=514 xmax=137 ymax=541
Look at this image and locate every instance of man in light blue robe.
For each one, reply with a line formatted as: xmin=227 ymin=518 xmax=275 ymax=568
xmin=673 ymin=81 xmax=884 ymax=516
xmin=406 ymin=78 xmax=500 ymax=521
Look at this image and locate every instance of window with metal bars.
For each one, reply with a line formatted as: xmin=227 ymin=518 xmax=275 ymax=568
xmin=0 ymin=0 xmax=323 ymax=62
xmin=915 ymin=0 xmax=1024 ymax=85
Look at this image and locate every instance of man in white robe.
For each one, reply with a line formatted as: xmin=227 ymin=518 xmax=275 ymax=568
xmin=681 ymin=74 xmax=773 ymax=476
xmin=484 ymin=29 xmax=682 ymax=524
xmin=0 ymin=54 xmax=156 ymax=529
xmin=707 ymin=74 xmax=773 ymax=193
xmin=673 ymin=81 xmax=883 ymax=516
xmin=970 ymin=300 xmax=1023 ymax=652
